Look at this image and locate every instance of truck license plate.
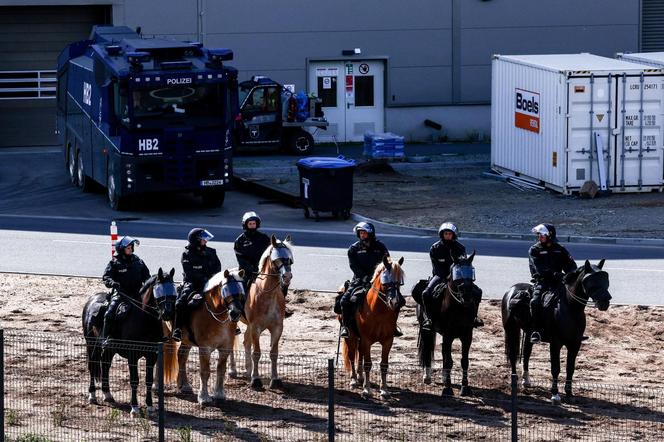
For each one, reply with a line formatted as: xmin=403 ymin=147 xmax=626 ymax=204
xmin=200 ymin=180 xmax=224 ymax=186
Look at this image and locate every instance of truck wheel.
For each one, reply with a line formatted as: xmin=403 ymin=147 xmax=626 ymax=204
xmin=202 ymin=189 xmax=225 ymax=208
xmin=68 ymin=147 xmax=77 ymax=186
xmin=289 ymin=130 xmax=314 ymax=155
xmin=76 ymin=151 xmax=92 ymax=192
xmin=107 ymin=172 xmax=126 ymax=211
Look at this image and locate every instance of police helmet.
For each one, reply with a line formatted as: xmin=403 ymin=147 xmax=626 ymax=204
xmin=438 ymin=222 xmax=458 ymax=240
xmin=353 ymin=222 xmax=375 ymax=239
xmin=188 ymin=228 xmax=214 ymax=245
xmin=532 ymin=223 xmax=557 ymax=242
xmin=115 ymin=236 xmax=139 ymax=254
xmin=242 ymin=211 xmax=261 ymax=229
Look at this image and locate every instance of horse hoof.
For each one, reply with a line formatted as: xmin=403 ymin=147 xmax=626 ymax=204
xmin=270 ymin=379 xmax=283 ymax=389
xmin=130 ymin=407 xmax=141 ymax=418
xmin=460 ymin=386 xmax=472 ymax=397
xmin=565 ymin=390 xmax=574 ymax=398
xmin=103 ymin=393 xmax=115 ymax=404
xmin=88 ymin=393 xmax=98 ymax=405
xmin=146 ymin=406 xmax=155 ymax=416
xmin=361 ymin=388 xmax=371 ymax=398
xmin=442 ymin=387 xmax=454 ymax=397
xmin=350 ymin=379 xmax=358 ymax=388
xmin=213 ymin=391 xmax=226 ymax=401
xmin=380 ymin=389 xmax=390 ymax=399
xmin=551 ymin=394 xmax=562 ymax=405
xmin=198 ymin=395 xmax=213 ymax=406
xmin=423 ymin=376 xmax=432 ymax=385
xmin=521 ymin=379 xmax=532 ymax=388
xmin=228 ymin=369 xmax=238 ymax=378
xmin=250 ymin=378 xmax=263 ymax=390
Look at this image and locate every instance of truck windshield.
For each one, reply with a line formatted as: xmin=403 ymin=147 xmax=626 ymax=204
xmin=131 ymin=84 xmax=223 ymax=126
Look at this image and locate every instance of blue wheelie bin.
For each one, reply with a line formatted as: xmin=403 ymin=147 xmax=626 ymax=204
xmin=296 ymin=156 xmax=356 ymax=220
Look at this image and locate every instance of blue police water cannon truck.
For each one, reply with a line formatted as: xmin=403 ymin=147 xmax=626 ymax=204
xmin=57 ymin=26 xmax=238 ymax=209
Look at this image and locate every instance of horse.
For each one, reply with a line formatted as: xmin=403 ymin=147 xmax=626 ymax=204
xmin=342 ymin=255 xmax=405 ymax=398
xmin=502 ymin=259 xmax=611 ymax=404
xmin=82 ymin=267 xmax=177 ymax=416
xmin=232 ymin=235 xmax=294 ymax=389
xmin=414 ymin=252 xmax=479 ymax=396
xmin=163 ymin=269 xmax=245 ymax=405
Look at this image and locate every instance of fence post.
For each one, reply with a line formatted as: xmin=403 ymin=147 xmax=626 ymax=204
xmin=327 ymin=358 xmax=335 ymax=442
xmin=1 ymin=329 xmax=4 ymax=442
xmin=511 ymin=373 xmax=518 ymax=442
xmin=157 ymin=343 xmax=165 ymax=442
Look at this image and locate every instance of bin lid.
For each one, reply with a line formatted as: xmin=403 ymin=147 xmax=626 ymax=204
xmin=296 ymin=156 xmax=356 ymax=169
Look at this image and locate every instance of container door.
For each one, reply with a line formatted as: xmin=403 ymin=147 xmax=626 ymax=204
xmin=615 ymin=74 xmax=664 ymax=189
xmin=566 ymin=76 xmax=614 ymax=190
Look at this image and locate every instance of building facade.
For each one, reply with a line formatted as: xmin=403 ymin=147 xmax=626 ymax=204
xmin=0 ymin=0 xmax=658 ymax=146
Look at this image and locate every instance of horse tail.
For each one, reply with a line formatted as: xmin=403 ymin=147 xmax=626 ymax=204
xmin=417 ymin=327 xmax=436 ymax=368
xmin=85 ymin=337 xmax=102 ymax=382
xmin=163 ymin=338 xmax=180 ymax=385
xmin=501 ymin=289 xmax=522 ymax=368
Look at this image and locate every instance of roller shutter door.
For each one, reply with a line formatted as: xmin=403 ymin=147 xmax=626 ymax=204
xmin=0 ymin=6 xmax=110 ymax=147
xmin=642 ymin=0 xmax=664 ymax=52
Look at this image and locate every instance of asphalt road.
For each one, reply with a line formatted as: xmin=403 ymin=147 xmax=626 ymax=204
xmin=1 ymin=148 xmax=664 ymax=304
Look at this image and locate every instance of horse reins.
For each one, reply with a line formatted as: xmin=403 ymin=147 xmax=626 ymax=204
xmin=566 ymin=285 xmax=596 ymax=308
xmin=115 ymin=289 xmax=162 ymax=320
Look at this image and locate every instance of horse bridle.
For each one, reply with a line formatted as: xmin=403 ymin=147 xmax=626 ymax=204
xmin=372 ymin=270 xmax=402 ymax=309
xmin=254 ymin=244 xmax=293 ymax=293
xmin=204 ymin=280 xmax=244 ymax=324
xmin=566 ymin=270 xmax=609 ymax=308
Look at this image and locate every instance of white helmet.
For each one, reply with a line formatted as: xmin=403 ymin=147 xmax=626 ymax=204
xmin=439 ymin=222 xmax=458 ymax=239
xmin=242 ymin=211 xmax=261 ymax=229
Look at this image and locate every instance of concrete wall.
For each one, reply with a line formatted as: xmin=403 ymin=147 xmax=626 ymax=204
xmin=386 ymin=105 xmax=490 ymax=142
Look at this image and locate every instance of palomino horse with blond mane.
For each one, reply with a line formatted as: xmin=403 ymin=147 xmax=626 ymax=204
xmin=230 ymin=235 xmax=294 ymax=389
xmin=164 ymin=269 xmax=245 ymax=405
xmin=342 ymin=255 xmax=405 ymax=398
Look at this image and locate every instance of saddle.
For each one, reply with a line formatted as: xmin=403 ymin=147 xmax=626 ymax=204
xmin=186 ymin=293 xmax=205 ymax=309
xmin=333 ymin=280 xmax=368 ymax=314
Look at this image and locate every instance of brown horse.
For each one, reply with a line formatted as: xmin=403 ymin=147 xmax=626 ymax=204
xmin=342 ymin=255 xmax=405 ymax=398
xmin=231 ymin=235 xmax=293 ymax=389
xmin=164 ymin=269 xmax=245 ymax=405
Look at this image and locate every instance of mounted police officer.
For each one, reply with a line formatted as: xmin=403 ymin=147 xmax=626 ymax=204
xmin=234 ymin=211 xmax=271 ymax=291
xmin=101 ymin=236 xmax=151 ymax=348
xmin=420 ymin=222 xmax=483 ymax=331
xmin=340 ymin=222 xmax=403 ymax=338
xmin=529 ymin=223 xmax=577 ymax=344
xmin=172 ymin=228 xmax=221 ymax=341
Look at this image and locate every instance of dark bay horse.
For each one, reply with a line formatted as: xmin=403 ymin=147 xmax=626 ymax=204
xmin=82 ymin=267 xmax=177 ymax=416
xmin=502 ymin=260 xmax=611 ymax=404
xmin=415 ymin=252 xmax=479 ymax=396
xmin=164 ymin=268 xmax=245 ymax=405
xmin=342 ymin=255 xmax=405 ymax=398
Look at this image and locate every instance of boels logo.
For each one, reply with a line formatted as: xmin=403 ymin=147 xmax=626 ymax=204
xmin=514 ymin=88 xmax=540 ymax=134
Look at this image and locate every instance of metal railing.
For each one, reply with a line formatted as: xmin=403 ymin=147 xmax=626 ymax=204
xmin=1 ymin=329 xmax=663 ymax=441
xmin=0 ymin=71 xmax=57 ymax=100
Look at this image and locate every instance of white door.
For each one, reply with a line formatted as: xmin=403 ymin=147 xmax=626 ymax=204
xmin=309 ymin=60 xmax=385 ymax=142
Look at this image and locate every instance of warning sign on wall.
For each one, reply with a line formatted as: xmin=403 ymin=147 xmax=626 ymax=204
xmin=514 ymin=88 xmax=540 ymax=134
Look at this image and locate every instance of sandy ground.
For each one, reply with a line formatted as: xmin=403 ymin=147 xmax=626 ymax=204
xmin=1 ymin=274 xmax=664 ymax=440
xmin=237 ymin=156 xmax=664 ymax=238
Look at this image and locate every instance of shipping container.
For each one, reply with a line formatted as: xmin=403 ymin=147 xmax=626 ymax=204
xmin=616 ymin=52 xmax=664 ymax=68
xmin=491 ymin=53 xmax=664 ymax=194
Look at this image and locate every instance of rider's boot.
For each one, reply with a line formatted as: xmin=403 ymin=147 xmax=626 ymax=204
xmin=530 ymin=302 xmax=543 ymax=344
xmin=172 ymin=301 xmax=186 ymax=342
xmin=100 ymin=316 xmax=113 ymax=349
xmin=420 ymin=294 xmax=434 ymax=331
xmin=340 ymin=303 xmax=353 ymax=339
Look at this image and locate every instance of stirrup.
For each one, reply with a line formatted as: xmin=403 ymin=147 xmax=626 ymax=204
xmin=393 ymin=326 xmax=403 ymax=338
xmin=171 ymin=329 xmax=182 ymax=342
xmin=530 ymin=332 xmax=542 ymax=344
xmin=340 ymin=326 xmax=350 ymax=338
xmin=101 ymin=337 xmax=113 ymax=349
xmin=284 ymin=307 xmax=294 ymax=318
xmin=473 ymin=317 xmax=484 ymax=328
xmin=421 ymin=319 xmax=432 ymax=331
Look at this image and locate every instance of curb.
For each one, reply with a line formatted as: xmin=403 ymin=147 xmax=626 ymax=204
xmin=350 ymin=213 xmax=664 ymax=247
xmin=234 ymin=171 xmax=664 ymax=248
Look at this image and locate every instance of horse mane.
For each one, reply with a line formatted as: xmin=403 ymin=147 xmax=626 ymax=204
xmin=258 ymin=239 xmax=294 ymax=272
xmin=203 ymin=271 xmax=226 ymax=293
xmin=140 ymin=275 xmax=157 ymax=306
xmin=371 ymin=258 xmax=405 ymax=283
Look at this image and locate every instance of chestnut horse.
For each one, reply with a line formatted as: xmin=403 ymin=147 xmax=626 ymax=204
xmin=342 ymin=255 xmax=405 ymax=398
xmin=164 ymin=269 xmax=245 ymax=405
